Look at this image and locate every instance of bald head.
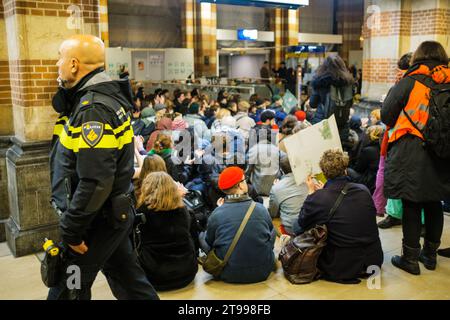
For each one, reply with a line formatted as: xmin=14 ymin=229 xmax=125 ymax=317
xmin=57 ymin=34 xmax=105 ymax=88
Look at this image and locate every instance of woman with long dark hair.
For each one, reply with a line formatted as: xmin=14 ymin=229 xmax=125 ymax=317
xmin=382 ymin=41 xmax=450 ymax=275
xmin=310 ymin=55 xmax=354 ymax=149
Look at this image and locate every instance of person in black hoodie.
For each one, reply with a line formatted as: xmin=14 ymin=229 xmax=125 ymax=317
xmin=348 ymin=125 xmax=382 ymax=194
xmin=310 ymin=55 xmax=354 ymax=149
xmin=136 ymin=172 xmax=198 ymax=291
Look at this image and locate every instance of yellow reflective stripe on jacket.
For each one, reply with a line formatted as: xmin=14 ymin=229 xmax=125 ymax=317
xmin=55 ymin=117 xmax=133 ymax=152
xmin=53 ymin=116 xmax=68 ymax=137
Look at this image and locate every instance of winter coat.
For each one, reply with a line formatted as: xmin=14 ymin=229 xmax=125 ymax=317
xmin=350 ymin=140 xmax=380 ymax=194
xmin=146 ymin=117 xmax=172 ymax=151
xmin=296 ymin=177 xmax=383 ymax=283
xmin=136 ymin=206 xmax=198 ymax=291
xmin=310 ymin=73 xmax=353 ymax=147
xmin=206 ymin=195 xmax=276 ymax=283
xmin=381 ymin=61 xmax=450 ymax=202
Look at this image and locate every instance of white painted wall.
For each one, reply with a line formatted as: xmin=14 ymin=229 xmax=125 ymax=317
xmin=229 ymin=54 xmax=267 ymax=79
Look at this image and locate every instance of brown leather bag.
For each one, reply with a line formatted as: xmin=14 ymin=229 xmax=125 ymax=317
xmin=279 ymin=184 xmax=350 ymax=284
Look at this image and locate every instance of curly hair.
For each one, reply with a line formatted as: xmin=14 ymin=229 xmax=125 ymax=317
xmin=137 ymin=172 xmax=183 ymax=211
xmin=367 ymin=125 xmax=384 ymax=142
xmin=319 ymin=149 xmax=349 ymax=180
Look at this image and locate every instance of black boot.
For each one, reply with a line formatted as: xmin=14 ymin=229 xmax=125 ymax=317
xmin=419 ymin=240 xmax=440 ymax=270
xmin=391 ymin=243 xmax=421 ymax=275
xmin=378 ymin=215 xmax=402 ymax=229
xmin=437 ymin=247 xmax=450 ymax=258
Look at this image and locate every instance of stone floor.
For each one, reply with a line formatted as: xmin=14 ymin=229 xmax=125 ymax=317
xmin=0 ymin=215 xmax=450 ymax=300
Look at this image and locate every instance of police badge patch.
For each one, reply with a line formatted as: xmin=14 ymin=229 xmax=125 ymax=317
xmin=81 ymin=121 xmax=104 ymax=147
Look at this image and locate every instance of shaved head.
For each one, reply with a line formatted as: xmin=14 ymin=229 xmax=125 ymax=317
xmin=57 ymin=34 xmax=105 ymax=88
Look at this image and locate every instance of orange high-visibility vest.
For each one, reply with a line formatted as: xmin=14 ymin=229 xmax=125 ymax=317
xmin=388 ymin=65 xmax=450 ymax=144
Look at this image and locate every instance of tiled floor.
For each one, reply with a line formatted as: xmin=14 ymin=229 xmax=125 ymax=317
xmin=1 ymin=215 xmax=450 ymax=300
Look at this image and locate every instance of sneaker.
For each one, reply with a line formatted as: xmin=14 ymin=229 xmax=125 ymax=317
xmin=377 ymin=215 xmax=402 ymax=229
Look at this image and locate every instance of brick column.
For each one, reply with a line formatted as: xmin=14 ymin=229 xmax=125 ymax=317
xmin=272 ymin=8 xmax=299 ymax=69
xmin=362 ymin=0 xmax=450 ymax=102
xmin=2 ymin=0 xmax=101 ymax=256
xmin=98 ymin=0 xmax=109 ymax=47
xmin=336 ymin=0 xmax=364 ymax=62
xmin=194 ymin=2 xmax=217 ymax=77
xmin=181 ymin=0 xmax=195 ymax=50
xmin=362 ymin=0 xmax=410 ymax=101
xmin=0 ymin=1 xmax=13 ymax=242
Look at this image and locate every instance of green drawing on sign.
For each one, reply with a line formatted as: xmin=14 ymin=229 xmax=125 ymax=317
xmin=320 ymin=120 xmax=332 ymax=140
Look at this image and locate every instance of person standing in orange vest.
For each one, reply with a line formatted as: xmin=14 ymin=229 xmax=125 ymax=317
xmin=381 ymin=41 xmax=450 ymax=275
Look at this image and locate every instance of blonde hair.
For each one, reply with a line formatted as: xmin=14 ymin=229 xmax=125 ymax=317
xmin=216 ymin=108 xmax=231 ymax=120
xmin=319 ymin=149 xmax=349 ymax=180
xmin=238 ymin=100 xmax=250 ymax=112
xmin=135 ymin=154 xmax=167 ymax=199
xmin=138 ymin=172 xmax=183 ymax=211
xmin=367 ymin=125 xmax=383 ymax=142
xmin=370 ymin=109 xmax=381 ymax=122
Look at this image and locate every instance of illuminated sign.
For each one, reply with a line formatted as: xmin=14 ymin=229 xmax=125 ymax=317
xmin=237 ymin=29 xmax=258 ymax=41
xmin=198 ymin=0 xmax=309 ymax=9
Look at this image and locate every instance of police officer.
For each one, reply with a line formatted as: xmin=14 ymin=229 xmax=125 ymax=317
xmin=48 ymin=35 xmax=159 ymax=300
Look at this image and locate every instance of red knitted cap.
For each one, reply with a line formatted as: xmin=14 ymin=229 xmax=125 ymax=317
xmin=218 ymin=167 xmax=245 ymax=191
xmin=295 ymin=110 xmax=306 ymax=122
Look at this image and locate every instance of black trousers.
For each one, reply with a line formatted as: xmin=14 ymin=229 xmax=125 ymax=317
xmin=401 ymin=199 xmax=444 ymax=249
xmin=47 ymin=214 xmax=159 ymax=300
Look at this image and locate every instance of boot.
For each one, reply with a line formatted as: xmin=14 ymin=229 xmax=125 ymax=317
xmin=378 ymin=215 xmax=402 ymax=229
xmin=391 ymin=243 xmax=421 ymax=275
xmin=437 ymin=247 xmax=450 ymax=258
xmin=419 ymin=240 xmax=440 ymax=270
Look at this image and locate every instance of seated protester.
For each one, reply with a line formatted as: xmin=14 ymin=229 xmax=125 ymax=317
xmin=203 ymin=104 xmax=218 ymax=129
xmin=202 ymin=167 xmax=276 ymax=283
xmin=247 ymin=122 xmax=280 ymax=197
xmin=234 ymin=100 xmax=256 ymax=141
xmin=348 ymin=125 xmax=383 ymax=194
xmin=174 ymin=90 xmax=187 ymax=114
xmin=348 ymin=115 xmax=367 ymax=166
xmin=278 ymin=115 xmax=298 ymax=153
xmin=269 ymin=154 xmax=308 ymax=235
xmin=146 ymin=116 xmax=173 ymax=152
xmin=255 ymin=109 xmax=279 ymax=131
xmin=369 ymin=108 xmax=382 ymax=126
xmin=295 ymin=149 xmax=383 ymax=284
xmin=210 ymin=108 xmax=232 ymax=135
xmin=226 ymin=101 xmax=238 ymax=116
xmin=183 ymin=102 xmax=211 ymax=142
xmin=134 ymin=153 xmax=167 ymax=201
xmin=136 ymin=172 xmax=198 ymax=291
xmin=269 ymin=95 xmax=287 ymax=128
xmin=249 ymin=99 xmax=266 ymax=123
xmin=148 ymin=133 xmax=189 ymax=184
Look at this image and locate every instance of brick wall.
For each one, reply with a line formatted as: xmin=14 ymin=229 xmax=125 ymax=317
xmin=2 ymin=0 xmax=99 ymax=23
xmin=411 ymin=9 xmax=450 ymax=36
xmin=8 ymin=60 xmax=58 ymax=108
xmin=0 ymin=61 xmax=12 ymax=107
xmin=362 ymin=58 xmax=397 ymax=83
xmin=362 ymin=10 xmax=411 ymax=38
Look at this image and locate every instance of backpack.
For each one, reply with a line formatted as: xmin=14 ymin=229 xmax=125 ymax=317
xmin=326 ymin=84 xmax=353 ymax=128
xmin=279 ymin=184 xmax=350 ymax=284
xmin=406 ymin=75 xmax=450 ymax=159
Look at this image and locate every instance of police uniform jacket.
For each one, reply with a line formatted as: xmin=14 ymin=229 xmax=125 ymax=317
xmin=50 ymin=68 xmax=135 ymax=245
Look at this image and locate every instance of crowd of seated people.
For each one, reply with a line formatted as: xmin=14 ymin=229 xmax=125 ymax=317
xmin=127 ymin=41 xmax=449 ymax=290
